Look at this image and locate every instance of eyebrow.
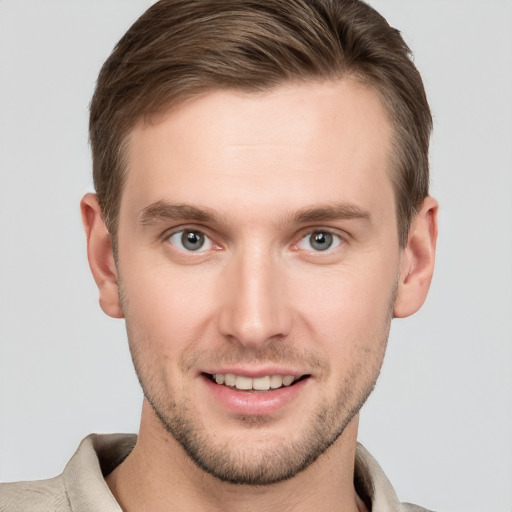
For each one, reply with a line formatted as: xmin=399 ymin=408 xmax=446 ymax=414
xmin=292 ymin=203 xmax=371 ymax=224
xmin=139 ymin=201 xmax=218 ymax=225
xmin=138 ymin=200 xmax=371 ymax=227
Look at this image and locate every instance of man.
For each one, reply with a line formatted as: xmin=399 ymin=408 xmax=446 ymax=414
xmin=1 ymin=0 xmax=438 ymax=510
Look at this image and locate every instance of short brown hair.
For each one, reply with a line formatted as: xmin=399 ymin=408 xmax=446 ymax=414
xmin=90 ymin=0 xmax=431 ymax=248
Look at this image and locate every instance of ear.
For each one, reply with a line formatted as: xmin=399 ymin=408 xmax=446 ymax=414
xmin=80 ymin=193 xmax=124 ymax=319
xmin=393 ymin=196 xmax=438 ymax=318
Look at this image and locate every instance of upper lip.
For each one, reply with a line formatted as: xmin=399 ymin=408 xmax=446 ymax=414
xmin=201 ymin=366 xmax=308 ymax=378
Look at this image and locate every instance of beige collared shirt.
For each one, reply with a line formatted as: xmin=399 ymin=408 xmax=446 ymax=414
xmin=0 ymin=434 xmax=432 ymax=511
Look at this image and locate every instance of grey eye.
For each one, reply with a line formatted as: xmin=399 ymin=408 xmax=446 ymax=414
xmin=297 ymin=231 xmax=342 ymax=252
xmin=310 ymin=232 xmax=333 ymax=251
xmin=182 ymin=231 xmax=204 ymax=250
xmin=169 ymin=230 xmax=212 ymax=252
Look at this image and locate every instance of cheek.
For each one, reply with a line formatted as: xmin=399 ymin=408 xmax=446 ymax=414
xmin=289 ymin=259 xmax=396 ymax=384
xmin=119 ymin=257 xmax=220 ymax=348
xmin=291 ymin=261 xmax=396 ymax=332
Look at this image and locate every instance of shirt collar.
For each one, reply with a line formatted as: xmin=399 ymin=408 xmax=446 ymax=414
xmin=63 ymin=434 xmax=404 ymax=511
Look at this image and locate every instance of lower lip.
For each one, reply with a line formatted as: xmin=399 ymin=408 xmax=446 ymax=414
xmin=202 ymin=375 xmax=309 ymax=416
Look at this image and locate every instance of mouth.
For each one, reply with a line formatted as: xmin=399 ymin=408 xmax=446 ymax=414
xmin=204 ymin=373 xmax=310 ymax=392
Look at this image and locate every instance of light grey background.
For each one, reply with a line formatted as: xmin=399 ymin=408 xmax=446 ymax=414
xmin=0 ymin=1 xmax=511 ymax=511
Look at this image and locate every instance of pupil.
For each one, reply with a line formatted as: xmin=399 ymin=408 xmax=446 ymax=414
xmin=182 ymin=231 xmax=204 ymax=251
xmin=311 ymin=232 xmax=332 ymax=251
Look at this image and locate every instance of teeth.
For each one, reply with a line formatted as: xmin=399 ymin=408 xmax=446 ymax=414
xmin=270 ymin=375 xmax=283 ymax=389
xmin=212 ymin=373 xmax=298 ymax=391
xmin=235 ymin=376 xmax=252 ymax=390
xmin=252 ymin=376 xmax=270 ymax=391
xmin=282 ymin=375 xmax=295 ymax=386
xmin=224 ymin=373 xmax=236 ymax=386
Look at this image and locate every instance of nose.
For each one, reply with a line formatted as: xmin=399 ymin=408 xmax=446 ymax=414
xmin=217 ymin=246 xmax=292 ymax=348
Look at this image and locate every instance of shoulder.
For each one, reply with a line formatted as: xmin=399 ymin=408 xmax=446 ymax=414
xmin=402 ymin=503 xmax=436 ymax=512
xmin=0 ymin=434 xmax=135 ymax=512
xmin=355 ymin=443 xmax=436 ymax=512
xmin=0 ymin=476 xmax=71 ymax=512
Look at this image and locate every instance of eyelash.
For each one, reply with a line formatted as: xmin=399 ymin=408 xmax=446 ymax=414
xmin=295 ymin=230 xmax=344 ymax=253
xmin=165 ymin=227 xmax=345 ymax=254
xmin=167 ymin=228 xmax=216 ymax=253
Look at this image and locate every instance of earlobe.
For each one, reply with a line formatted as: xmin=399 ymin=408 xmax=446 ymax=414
xmin=80 ymin=193 xmax=124 ymax=319
xmin=393 ymin=196 xmax=438 ymax=318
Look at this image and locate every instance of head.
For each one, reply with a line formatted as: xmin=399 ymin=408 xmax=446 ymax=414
xmin=90 ymin=0 xmax=431 ymax=252
xmin=83 ymin=0 xmax=437 ymax=487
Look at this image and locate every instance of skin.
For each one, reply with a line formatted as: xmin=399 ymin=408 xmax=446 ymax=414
xmin=82 ymin=79 xmax=437 ymax=512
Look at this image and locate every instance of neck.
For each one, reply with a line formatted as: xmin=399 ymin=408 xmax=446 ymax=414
xmin=106 ymin=402 xmax=366 ymax=512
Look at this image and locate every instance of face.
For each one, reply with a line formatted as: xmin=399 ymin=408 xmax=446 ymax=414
xmin=115 ymin=80 xmax=401 ymax=484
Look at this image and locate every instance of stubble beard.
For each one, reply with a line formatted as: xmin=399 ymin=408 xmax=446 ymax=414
xmin=126 ymin=336 xmax=390 ymax=486
xmin=145 ymin=367 xmax=381 ymax=486
xmin=121 ymin=282 xmax=396 ymax=486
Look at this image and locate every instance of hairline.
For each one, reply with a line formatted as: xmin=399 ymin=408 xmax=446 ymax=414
xmin=106 ymin=75 xmax=410 ymax=254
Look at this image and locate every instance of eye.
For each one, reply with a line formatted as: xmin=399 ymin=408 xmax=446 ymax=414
xmin=168 ymin=229 xmax=213 ymax=252
xmin=297 ymin=230 xmax=343 ymax=252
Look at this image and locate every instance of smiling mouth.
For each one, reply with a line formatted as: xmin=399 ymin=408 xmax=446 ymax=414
xmin=205 ymin=373 xmax=309 ymax=392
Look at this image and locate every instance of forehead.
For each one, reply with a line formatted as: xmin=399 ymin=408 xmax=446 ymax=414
xmin=122 ymin=79 xmax=395 ymax=223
